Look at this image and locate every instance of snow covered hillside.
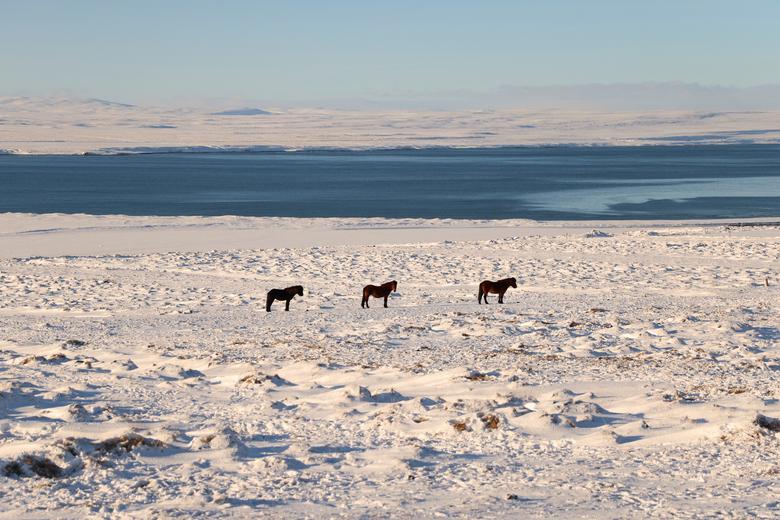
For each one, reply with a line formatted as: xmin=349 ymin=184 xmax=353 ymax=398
xmin=2 ymin=96 xmax=780 ymax=155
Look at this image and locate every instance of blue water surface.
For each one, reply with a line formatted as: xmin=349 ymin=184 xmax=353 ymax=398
xmin=1 ymin=145 xmax=779 ymax=220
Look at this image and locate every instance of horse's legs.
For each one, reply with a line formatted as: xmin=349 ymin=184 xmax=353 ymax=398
xmin=498 ymin=291 xmax=504 ymax=304
xmin=478 ymin=288 xmax=483 ymax=304
xmin=362 ymin=294 xmax=369 ymax=308
xmin=384 ymin=294 xmax=388 ymax=308
xmin=266 ymin=294 xmax=273 ymax=312
xmin=285 ymin=298 xmax=290 ymax=311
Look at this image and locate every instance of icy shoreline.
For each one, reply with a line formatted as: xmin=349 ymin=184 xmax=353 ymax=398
xmin=2 ymin=212 xmax=780 ymax=258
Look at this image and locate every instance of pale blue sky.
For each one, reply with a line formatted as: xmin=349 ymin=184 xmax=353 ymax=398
xmin=2 ymin=0 xmax=779 ymax=105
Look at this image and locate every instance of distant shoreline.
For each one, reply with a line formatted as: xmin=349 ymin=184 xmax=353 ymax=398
xmin=4 ymin=142 xmax=780 ymax=157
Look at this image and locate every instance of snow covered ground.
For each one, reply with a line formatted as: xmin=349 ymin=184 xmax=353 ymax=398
xmin=1 ymin=214 xmax=779 ymax=517
xmin=2 ymin=96 xmax=780 ymax=154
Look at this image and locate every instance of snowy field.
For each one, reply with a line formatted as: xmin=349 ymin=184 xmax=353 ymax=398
xmin=1 ymin=214 xmax=779 ymax=518
xmin=2 ymin=97 xmax=780 ymax=154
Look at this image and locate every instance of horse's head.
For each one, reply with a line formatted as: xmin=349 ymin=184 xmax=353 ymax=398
xmin=296 ymin=286 xmax=304 ymax=296
xmin=510 ymin=277 xmax=517 ymax=288
xmin=391 ymin=280 xmax=398 ymax=292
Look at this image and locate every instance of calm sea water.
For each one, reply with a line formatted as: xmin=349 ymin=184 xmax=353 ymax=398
xmin=1 ymin=146 xmax=779 ymax=220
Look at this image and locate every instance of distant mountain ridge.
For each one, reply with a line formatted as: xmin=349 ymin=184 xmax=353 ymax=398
xmin=5 ymin=83 xmax=780 ymax=111
xmin=0 ymin=96 xmax=136 ymax=109
xmin=210 ymin=107 xmax=272 ymax=116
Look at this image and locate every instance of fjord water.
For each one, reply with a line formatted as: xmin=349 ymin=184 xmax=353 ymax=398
xmin=1 ymin=145 xmax=779 ymax=220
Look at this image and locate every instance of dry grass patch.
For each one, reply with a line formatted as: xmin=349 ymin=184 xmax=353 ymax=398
xmin=2 ymin=456 xmax=63 ymax=479
xmin=96 ymin=433 xmax=166 ymax=453
xmin=480 ymin=414 xmax=500 ymax=430
xmin=451 ymin=421 xmax=469 ymax=432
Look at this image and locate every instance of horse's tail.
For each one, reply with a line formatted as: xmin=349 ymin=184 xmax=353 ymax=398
xmin=266 ymin=292 xmax=273 ymax=312
xmin=361 ymin=287 xmax=367 ymax=308
xmin=478 ymin=285 xmax=483 ymax=304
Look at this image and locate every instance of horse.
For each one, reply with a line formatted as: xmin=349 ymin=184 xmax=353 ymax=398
xmin=361 ymin=280 xmax=397 ymax=308
xmin=266 ymin=285 xmax=304 ymax=312
xmin=478 ymin=277 xmax=517 ymax=304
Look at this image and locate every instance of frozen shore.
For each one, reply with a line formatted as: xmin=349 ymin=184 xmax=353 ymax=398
xmin=1 ymin=214 xmax=778 ymax=517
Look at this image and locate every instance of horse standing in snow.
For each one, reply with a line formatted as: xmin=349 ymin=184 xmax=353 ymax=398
xmin=478 ymin=277 xmax=517 ymax=304
xmin=361 ymin=281 xmax=398 ymax=308
xmin=266 ymin=285 xmax=304 ymax=312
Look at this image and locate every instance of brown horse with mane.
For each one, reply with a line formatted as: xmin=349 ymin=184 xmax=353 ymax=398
xmin=266 ymin=285 xmax=304 ymax=312
xmin=361 ymin=280 xmax=398 ymax=308
xmin=478 ymin=277 xmax=517 ymax=304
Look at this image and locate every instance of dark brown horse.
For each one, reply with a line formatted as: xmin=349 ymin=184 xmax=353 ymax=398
xmin=361 ymin=280 xmax=397 ymax=308
xmin=266 ymin=285 xmax=304 ymax=312
xmin=478 ymin=277 xmax=517 ymax=304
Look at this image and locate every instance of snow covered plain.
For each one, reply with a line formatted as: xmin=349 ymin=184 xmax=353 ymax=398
xmin=1 ymin=214 xmax=779 ymax=518
xmin=2 ymin=96 xmax=780 ymax=154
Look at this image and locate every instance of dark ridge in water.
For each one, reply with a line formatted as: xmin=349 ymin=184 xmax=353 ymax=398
xmin=1 ymin=145 xmax=779 ymax=220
